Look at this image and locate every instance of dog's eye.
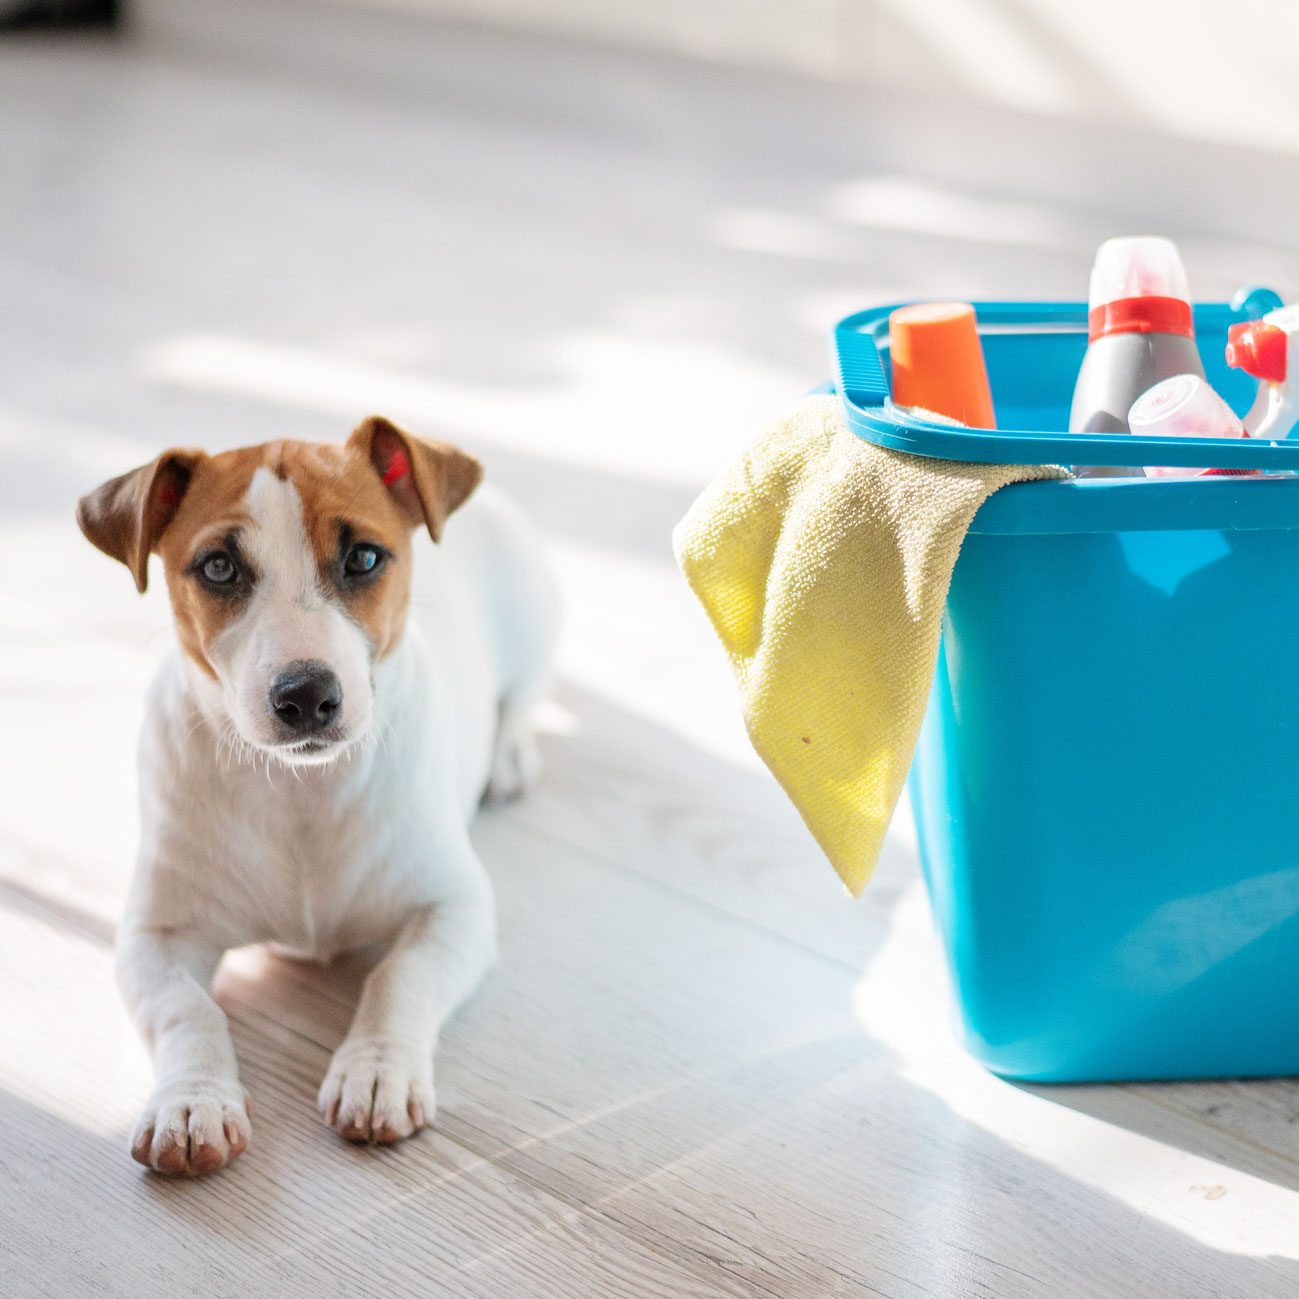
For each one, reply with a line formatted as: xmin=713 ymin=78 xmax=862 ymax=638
xmin=343 ymin=543 xmax=383 ymax=577
xmin=201 ymin=553 xmax=237 ymax=584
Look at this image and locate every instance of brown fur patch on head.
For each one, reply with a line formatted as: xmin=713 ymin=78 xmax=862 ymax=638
xmin=151 ymin=443 xmax=402 ymax=676
xmin=80 ymin=423 xmax=482 ymax=681
xmin=282 ymin=437 xmax=418 ymax=661
xmin=152 ymin=445 xmax=266 ymax=678
xmin=154 ymin=427 xmax=478 ymax=676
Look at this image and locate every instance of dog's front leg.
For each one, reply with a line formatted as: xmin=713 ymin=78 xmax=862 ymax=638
xmin=117 ymin=926 xmax=250 ymax=1176
xmin=318 ymin=860 xmax=496 ymax=1144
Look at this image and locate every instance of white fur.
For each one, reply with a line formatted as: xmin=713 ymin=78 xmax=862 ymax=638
xmin=118 ymin=481 xmax=557 ymax=1172
xmin=204 ymin=468 xmax=376 ymax=763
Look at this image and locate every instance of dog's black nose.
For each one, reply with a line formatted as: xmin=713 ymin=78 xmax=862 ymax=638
xmin=269 ymin=661 xmax=343 ymax=734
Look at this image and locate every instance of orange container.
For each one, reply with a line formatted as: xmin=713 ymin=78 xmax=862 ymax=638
xmin=888 ymin=302 xmax=996 ymax=429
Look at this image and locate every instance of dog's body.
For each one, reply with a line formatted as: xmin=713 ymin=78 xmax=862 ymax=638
xmin=78 ymin=419 xmax=556 ymax=1175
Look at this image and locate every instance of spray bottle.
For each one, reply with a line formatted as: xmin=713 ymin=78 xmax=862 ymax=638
xmin=1069 ymin=236 xmax=1204 ymax=478
xmin=1225 ymin=304 xmax=1299 ymax=441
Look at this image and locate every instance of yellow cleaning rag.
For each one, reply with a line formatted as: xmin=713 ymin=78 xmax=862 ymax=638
xmin=674 ymin=393 xmax=1064 ymax=896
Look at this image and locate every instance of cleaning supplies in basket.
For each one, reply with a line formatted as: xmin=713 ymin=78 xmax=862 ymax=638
xmin=1070 ymin=236 xmax=1204 ymax=478
xmin=1226 ymin=304 xmax=1299 ymax=440
xmin=1128 ymin=374 xmax=1255 ymax=478
xmin=673 ymin=393 xmax=1064 ymax=897
xmin=888 ymin=302 xmax=996 ymax=428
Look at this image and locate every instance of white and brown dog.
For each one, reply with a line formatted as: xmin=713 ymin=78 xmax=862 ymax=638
xmin=77 ymin=416 xmax=557 ymax=1176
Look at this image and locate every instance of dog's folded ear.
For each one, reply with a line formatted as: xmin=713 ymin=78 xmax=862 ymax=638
xmin=350 ymin=415 xmax=483 ymax=544
xmin=76 ymin=450 xmax=205 ymax=593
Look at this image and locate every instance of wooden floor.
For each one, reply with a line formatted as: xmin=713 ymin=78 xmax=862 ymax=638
xmin=4 ymin=5 xmax=1299 ymax=1296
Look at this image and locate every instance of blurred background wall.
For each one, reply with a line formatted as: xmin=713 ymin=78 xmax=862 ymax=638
xmin=293 ymin=0 xmax=1299 ymax=156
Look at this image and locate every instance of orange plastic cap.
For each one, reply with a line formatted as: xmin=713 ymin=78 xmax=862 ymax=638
xmin=888 ymin=302 xmax=996 ymax=429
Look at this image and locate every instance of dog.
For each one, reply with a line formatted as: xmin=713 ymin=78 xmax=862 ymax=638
xmin=76 ymin=415 xmax=557 ymax=1176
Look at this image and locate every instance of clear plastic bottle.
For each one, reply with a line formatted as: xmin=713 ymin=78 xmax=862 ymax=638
xmin=1127 ymin=373 xmax=1251 ymax=478
xmin=1070 ymin=237 xmax=1205 ymax=478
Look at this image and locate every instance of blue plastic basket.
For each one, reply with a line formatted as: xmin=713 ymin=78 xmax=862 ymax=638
xmin=834 ymin=289 xmax=1299 ymax=1083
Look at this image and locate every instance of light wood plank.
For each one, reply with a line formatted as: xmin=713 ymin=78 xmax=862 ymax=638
xmin=0 ymin=888 xmax=754 ymax=1299
xmin=199 ymin=814 xmax=1299 ymax=1299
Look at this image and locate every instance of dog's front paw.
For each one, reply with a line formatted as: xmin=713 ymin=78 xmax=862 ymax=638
xmin=131 ymin=1078 xmax=251 ymax=1177
xmin=317 ymin=1038 xmax=435 ymax=1145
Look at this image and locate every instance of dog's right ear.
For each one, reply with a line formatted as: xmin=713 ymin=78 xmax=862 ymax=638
xmin=76 ymin=450 xmax=205 ymax=593
xmin=349 ymin=415 xmax=482 ymax=544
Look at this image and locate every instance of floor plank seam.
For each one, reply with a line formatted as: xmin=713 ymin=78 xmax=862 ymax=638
xmin=0 ymin=873 xmax=115 ymax=948
xmin=502 ymin=807 xmax=872 ymax=977
xmin=0 ymin=876 xmax=785 ymax=1294
xmin=1128 ymin=1085 xmax=1299 ymax=1172
xmin=430 ymin=1117 xmax=786 ymax=1299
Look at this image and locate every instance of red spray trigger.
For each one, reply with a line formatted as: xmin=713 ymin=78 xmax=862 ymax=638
xmin=1226 ymin=321 xmax=1287 ymax=383
xmin=382 ymin=448 xmax=411 ymax=486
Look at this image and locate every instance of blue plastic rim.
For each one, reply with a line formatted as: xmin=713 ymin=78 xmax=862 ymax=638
xmin=834 ymin=292 xmax=1299 ymax=1083
xmin=833 ymin=288 xmax=1294 ymax=472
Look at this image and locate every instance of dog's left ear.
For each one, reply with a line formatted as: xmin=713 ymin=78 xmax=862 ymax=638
xmin=350 ymin=415 xmax=483 ymax=543
xmin=76 ymin=449 xmax=206 ymax=594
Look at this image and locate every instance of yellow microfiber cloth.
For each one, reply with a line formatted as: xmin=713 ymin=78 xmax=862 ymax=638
xmin=673 ymin=393 xmax=1065 ymax=896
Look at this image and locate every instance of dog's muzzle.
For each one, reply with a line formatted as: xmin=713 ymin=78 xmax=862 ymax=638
xmin=268 ymin=659 xmax=343 ymax=736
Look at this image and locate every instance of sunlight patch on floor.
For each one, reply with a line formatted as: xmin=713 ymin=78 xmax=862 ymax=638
xmin=134 ymin=331 xmax=804 ymax=485
xmin=854 ymin=884 xmax=1299 ymax=1261
xmin=0 ymin=907 xmax=149 ymax=1139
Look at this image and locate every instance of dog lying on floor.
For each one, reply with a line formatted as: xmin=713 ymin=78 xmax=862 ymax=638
xmin=76 ymin=416 xmax=557 ymax=1176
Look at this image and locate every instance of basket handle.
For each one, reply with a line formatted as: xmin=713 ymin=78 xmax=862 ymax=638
xmin=834 ymin=318 xmax=890 ymax=409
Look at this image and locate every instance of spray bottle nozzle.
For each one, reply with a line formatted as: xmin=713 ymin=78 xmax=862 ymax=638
xmin=1226 ymin=321 xmax=1288 ymax=383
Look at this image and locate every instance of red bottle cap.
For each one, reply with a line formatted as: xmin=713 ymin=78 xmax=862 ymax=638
xmin=1225 ymin=321 xmax=1287 ymax=383
xmin=1087 ymin=296 xmax=1193 ymax=342
xmin=1086 ymin=237 xmax=1193 ymax=341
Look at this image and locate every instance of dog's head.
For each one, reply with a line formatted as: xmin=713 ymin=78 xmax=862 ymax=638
xmin=77 ymin=417 xmax=481 ymax=768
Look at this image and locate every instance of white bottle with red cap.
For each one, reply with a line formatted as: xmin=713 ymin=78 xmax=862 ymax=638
xmin=1225 ymin=304 xmax=1299 ymax=441
xmin=1069 ymin=236 xmax=1205 ymax=478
